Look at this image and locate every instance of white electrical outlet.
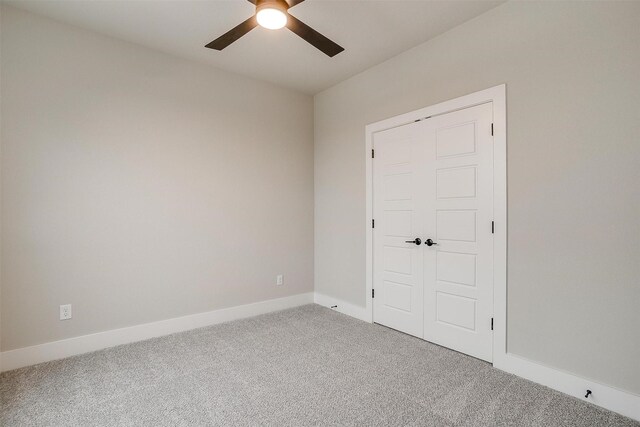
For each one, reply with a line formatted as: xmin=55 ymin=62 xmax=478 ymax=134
xmin=276 ymin=274 xmax=284 ymax=286
xmin=60 ymin=304 xmax=72 ymax=320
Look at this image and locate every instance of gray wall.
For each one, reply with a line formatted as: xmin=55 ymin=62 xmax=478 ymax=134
xmin=1 ymin=6 xmax=314 ymax=351
xmin=314 ymin=1 xmax=640 ymax=394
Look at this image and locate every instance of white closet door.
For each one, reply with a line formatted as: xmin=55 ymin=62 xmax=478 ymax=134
xmin=372 ymin=122 xmax=425 ymax=338
xmin=373 ymin=102 xmax=494 ymax=362
xmin=422 ymin=102 xmax=494 ymax=362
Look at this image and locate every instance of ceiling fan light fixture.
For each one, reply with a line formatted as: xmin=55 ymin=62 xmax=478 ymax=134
xmin=256 ymin=0 xmax=288 ymax=30
xmin=206 ymin=0 xmax=344 ymax=57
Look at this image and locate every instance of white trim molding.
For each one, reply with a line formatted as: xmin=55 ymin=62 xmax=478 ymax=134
xmin=314 ymin=292 xmax=369 ymax=322
xmin=496 ymin=353 xmax=640 ymax=421
xmin=0 ymin=292 xmax=314 ymax=373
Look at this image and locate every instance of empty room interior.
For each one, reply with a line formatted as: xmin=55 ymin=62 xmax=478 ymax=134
xmin=1 ymin=0 xmax=639 ymax=425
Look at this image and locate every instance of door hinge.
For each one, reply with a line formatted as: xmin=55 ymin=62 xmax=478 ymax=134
xmin=491 ymin=318 xmax=494 ymax=331
xmin=491 ymin=123 xmax=494 ymax=136
xmin=371 ymin=149 xmax=375 ymax=158
xmin=372 ymin=219 xmax=375 ymax=228
xmin=491 ymin=221 xmax=494 ymax=234
xmin=372 ymin=289 xmax=375 ymax=298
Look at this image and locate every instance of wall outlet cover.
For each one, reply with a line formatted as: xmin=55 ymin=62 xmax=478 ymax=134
xmin=60 ymin=304 xmax=72 ymax=320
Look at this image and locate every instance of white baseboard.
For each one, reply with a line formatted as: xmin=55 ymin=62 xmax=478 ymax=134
xmin=495 ymin=353 xmax=640 ymax=421
xmin=314 ymin=292 xmax=369 ymax=322
xmin=0 ymin=292 xmax=314 ymax=373
xmin=3 ymin=290 xmax=637 ymax=422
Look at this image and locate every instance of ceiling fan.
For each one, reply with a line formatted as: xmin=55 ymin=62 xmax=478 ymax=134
xmin=205 ymin=0 xmax=344 ymax=57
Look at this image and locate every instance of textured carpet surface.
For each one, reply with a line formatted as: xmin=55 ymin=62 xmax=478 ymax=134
xmin=1 ymin=304 xmax=637 ymax=426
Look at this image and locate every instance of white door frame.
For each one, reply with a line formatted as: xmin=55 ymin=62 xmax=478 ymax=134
xmin=365 ymin=84 xmax=507 ymax=365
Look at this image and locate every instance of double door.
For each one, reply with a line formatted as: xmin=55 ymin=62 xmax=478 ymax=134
xmin=372 ymin=103 xmax=494 ymax=362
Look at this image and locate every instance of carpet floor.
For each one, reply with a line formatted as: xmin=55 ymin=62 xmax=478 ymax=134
xmin=1 ymin=304 xmax=637 ymax=426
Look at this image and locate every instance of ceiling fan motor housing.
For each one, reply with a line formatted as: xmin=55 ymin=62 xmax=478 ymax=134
xmin=256 ymin=0 xmax=290 ymax=14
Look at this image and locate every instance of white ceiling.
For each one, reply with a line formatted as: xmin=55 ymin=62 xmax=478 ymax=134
xmin=6 ymin=0 xmax=504 ymax=94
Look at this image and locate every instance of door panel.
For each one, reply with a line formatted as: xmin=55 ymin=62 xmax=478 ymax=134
xmin=437 ymin=166 xmax=477 ymax=199
xmin=436 ymin=122 xmax=477 ymax=158
xmin=384 ymin=281 xmax=413 ymax=312
xmin=436 ymin=210 xmax=477 ymax=242
xmin=424 ymin=103 xmax=494 ymax=362
xmin=383 ymin=173 xmax=412 ymax=200
xmin=383 ymin=246 xmax=413 ymax=274
xmin=372 ymin=124 xmax=424 ymax=337
xmin=436 ymin=251 xmax=476 ymax=287
xmin=436 ymin=292 xmax=476 ymax=331
xmin=383 ymin=211 xmax=412 ymax=236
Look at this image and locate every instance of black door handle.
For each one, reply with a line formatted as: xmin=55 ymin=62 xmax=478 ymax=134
xmin=425 ymin=239 xmax=438 ymax=247
xmin=405 ymin=238 xmax=422 ymax=245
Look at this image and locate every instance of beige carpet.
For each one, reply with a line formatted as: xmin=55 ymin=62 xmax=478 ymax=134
xmin=1 ymin=304 xmax=637 ymax=426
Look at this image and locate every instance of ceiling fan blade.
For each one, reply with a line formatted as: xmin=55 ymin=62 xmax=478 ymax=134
xmin=205 ymin=16 xmax=258 ymax=50
xmin=286 ymin=14 xmax=343 ymax=57
xmin=286 ymin=0 xmax=305 ymax=7
xmin=246 ymin=0 xmax=256 ymax=4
